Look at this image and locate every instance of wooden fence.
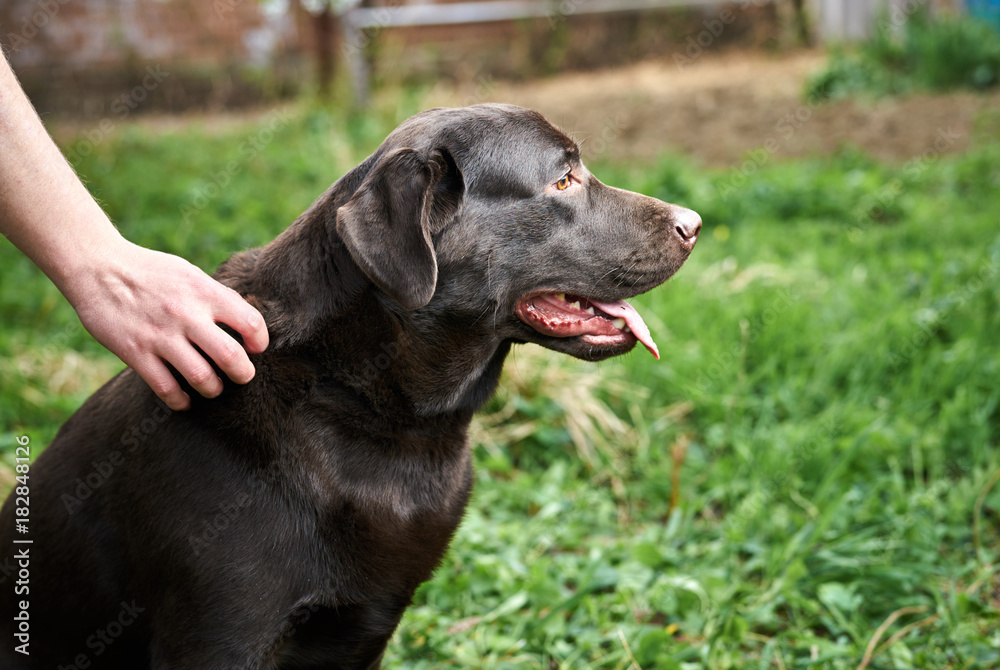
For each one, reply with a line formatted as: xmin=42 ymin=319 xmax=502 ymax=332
xmin=340 ymin=0 xmax=782 ymax=104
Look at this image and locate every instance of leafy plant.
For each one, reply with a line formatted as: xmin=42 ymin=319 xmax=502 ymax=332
xmin=807 ymin=9 xmax=1000 ymax=101
xmin=1 ymin=100 xmax=999 ymax=667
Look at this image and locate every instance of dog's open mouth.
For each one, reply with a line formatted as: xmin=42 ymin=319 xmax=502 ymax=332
xmin=515 ymin=292 xmax=660 ymax=359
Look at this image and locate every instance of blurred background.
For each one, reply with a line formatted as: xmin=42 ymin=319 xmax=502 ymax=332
xmin=2 ymin=1 xmax=1000 ymax=668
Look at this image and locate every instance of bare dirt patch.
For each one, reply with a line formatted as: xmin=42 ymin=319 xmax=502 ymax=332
xmin=423 ymin=49 xmax=1000 ymax=168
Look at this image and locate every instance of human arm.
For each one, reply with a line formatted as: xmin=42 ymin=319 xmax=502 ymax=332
xmin=0 ymin=55 xmax=268 ymax=411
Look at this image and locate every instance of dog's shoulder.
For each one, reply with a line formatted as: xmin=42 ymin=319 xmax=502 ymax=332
xmin=214 ymin=247 xmax=262 ymax=295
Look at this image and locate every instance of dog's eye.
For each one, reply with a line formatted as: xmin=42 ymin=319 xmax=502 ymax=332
xmin=555 ymin=175 xmax=572 ymax=191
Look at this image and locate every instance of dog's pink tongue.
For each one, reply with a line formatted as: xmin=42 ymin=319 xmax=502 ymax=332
xmin=590 ymin=299 xmax=660 ymax=360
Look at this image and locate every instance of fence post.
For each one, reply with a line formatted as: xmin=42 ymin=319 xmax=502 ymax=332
xmin=341 ymin=10 xmax=371 ymax=108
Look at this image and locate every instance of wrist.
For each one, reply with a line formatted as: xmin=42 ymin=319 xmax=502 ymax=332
xmin=52 ymin=222 xmax=132 ymax=312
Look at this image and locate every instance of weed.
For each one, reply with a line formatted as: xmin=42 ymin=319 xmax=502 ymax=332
xmin=807 ymin=9 xmax=1000 ymax=101
xmin=1 ymin=98 xmax=998 ymax=667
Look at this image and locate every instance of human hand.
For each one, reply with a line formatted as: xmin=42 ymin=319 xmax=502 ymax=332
xmin=0 ymin=55 xmax=268 ymax=410
xmin=68 ymin=240 xmax=269 ymax=411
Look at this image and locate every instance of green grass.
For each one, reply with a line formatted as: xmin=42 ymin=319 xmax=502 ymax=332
xmin=1 ymin=99 xmax=999 ymax=668
xmin=807 ymin=10 xmax=1000 ymax=101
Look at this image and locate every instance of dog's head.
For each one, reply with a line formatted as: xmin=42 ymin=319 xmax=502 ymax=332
xmin=335 ymin=104 xmax=700 ymax=362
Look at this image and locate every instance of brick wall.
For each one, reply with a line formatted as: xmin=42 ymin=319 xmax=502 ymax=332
xmin=1 ymin=0 xmax=306 ymax=116
xmin=1 ymin=0 xmax=778 ymax=117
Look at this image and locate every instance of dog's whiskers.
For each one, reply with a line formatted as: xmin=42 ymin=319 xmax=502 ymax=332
xmin=615 ymin=261 xmax=639 ymax=287
xmin=599 ymin=264 xmax=622 ymax=282
xmin=487 ymin=251 xmax=500 ymax=331
xmin=471 ymin=303 xmax=494 ymax=327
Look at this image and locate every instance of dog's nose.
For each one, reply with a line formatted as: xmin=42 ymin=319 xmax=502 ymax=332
xmin=673 ymin=207 xmax=702 ymax=250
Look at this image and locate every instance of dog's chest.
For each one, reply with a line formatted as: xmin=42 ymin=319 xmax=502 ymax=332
xmin=279 ymin=422 xmax=474 ymax=597
xmin=295 ymin=418 xmax=474 ymax=533
xmin=332 ymin=440 xmax=472 ymax=522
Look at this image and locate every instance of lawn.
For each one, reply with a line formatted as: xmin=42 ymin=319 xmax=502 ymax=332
xmin=1 ymin=95 xmax=998 ymax=668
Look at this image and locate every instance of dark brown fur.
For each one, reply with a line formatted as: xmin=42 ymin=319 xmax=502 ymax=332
xmin=0 ymin=104 xmax=698 ymax=669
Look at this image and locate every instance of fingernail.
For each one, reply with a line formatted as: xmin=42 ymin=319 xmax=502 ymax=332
xmin=169 ymin=393 xmax=191 ymax=411
xmin=209 ymin=377 xmax=224 ymax=398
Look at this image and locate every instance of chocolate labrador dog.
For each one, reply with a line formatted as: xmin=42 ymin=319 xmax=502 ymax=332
xmin=0 ymin=104 xmax=700 ymax=669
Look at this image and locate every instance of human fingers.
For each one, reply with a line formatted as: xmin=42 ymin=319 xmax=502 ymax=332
xmin=189 ymin=319 xmax=256 ymax=386
xmin=213 ymin=287 xmax=269 ymax=356
xmin=130 ymin=354 xmax=192 ymax=412
xmin=157 ymin=338 xmax=225 ymax=400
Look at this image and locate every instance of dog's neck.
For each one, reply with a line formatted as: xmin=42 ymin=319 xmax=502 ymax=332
xmin=396 ymin=335 xmax=511 ymax=418
xmin=248 ymin=188 xmax=368 ymax=343
xmin=233 ymin=192 xmax=509 ymax=422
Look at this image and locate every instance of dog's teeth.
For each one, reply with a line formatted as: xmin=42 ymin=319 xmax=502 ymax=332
xmin=612 ymin=318 xmax=626 ymax=329
xmin=570 ymin=301 xmax=581 ymax=310
xmin=556 ymin=293 xmax=566 ymax=301
xmin=585 ymin=306 xmax=595 ymax=315
xmin=623 ymin=325 xmax=631 ymax=333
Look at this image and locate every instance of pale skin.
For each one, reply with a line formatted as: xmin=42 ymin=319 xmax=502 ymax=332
xmin=0 ymin=55 xmax=269 ymax=411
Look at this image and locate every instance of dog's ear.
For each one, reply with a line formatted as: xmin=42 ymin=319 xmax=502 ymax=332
xmin=336 ymin=147 xmax=462 ymax=310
